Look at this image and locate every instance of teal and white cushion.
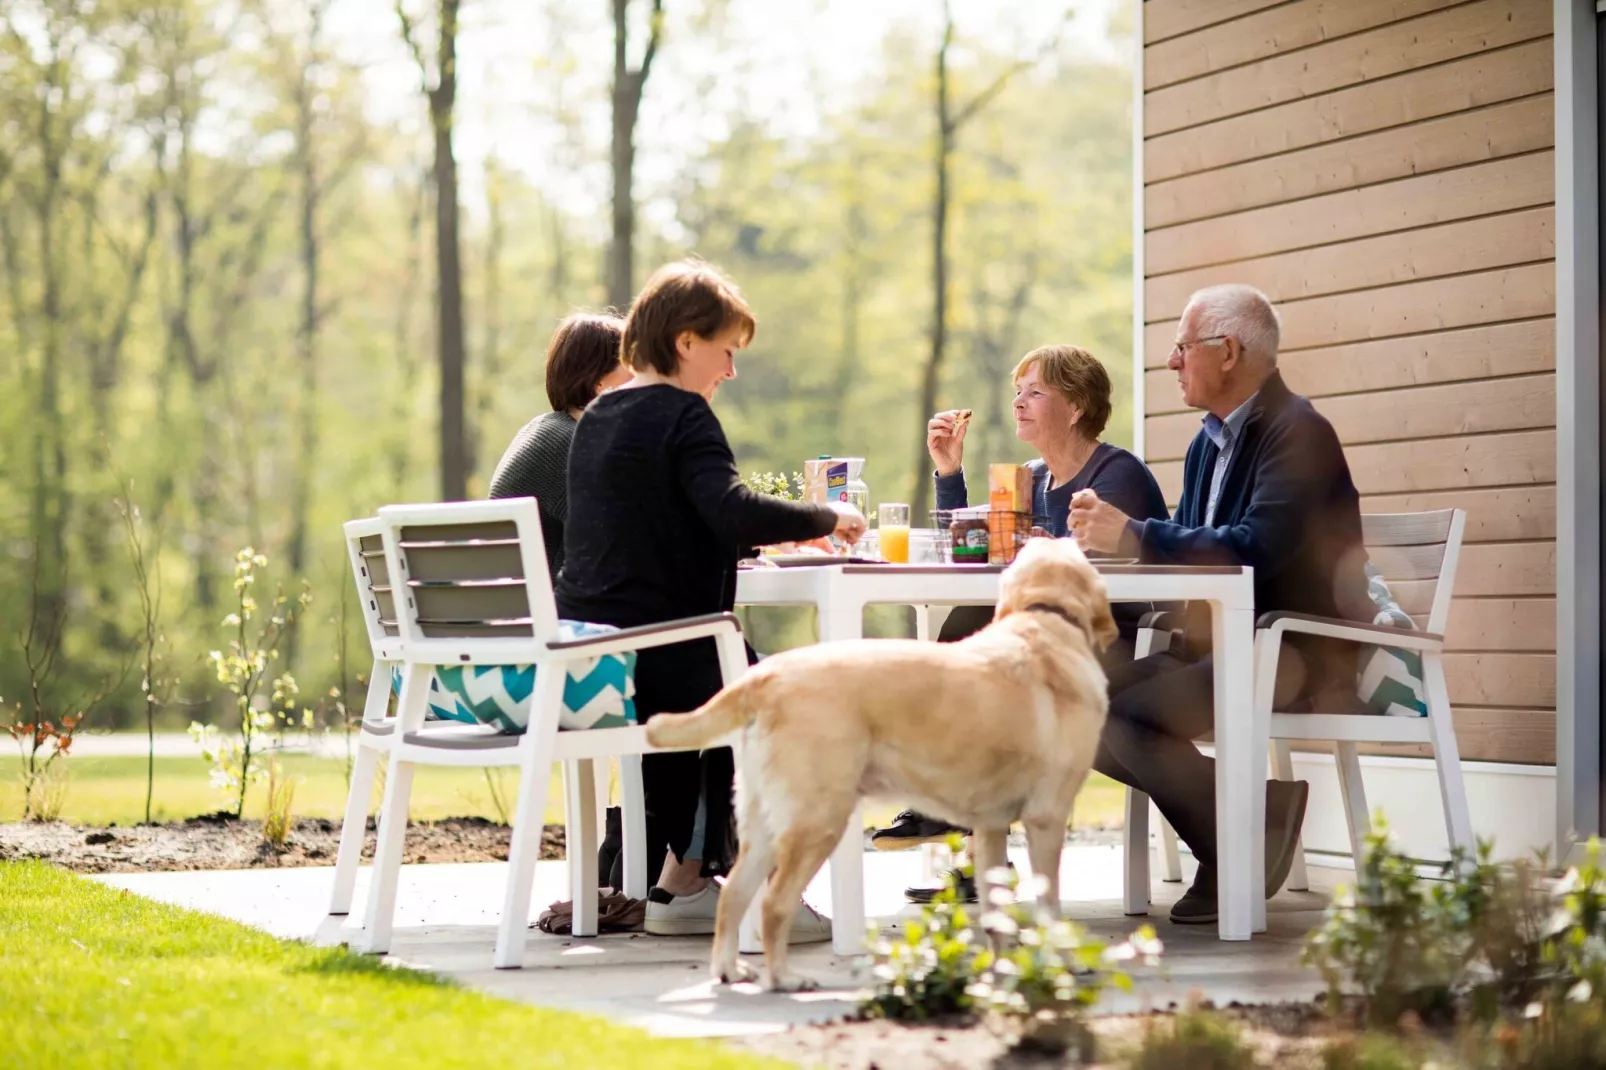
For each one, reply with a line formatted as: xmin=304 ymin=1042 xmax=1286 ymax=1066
xmin=1356 ymin=565 xmax=1428 ymax=718
xmin=388 ymin=620 xmax=637 ymax=732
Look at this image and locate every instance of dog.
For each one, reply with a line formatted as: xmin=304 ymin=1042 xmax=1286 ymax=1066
xmin=644 ymin=536 xmax=1118 ymax=991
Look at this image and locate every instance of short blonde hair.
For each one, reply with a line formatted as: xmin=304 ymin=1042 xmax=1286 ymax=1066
xmin=1011 ymin=345 xmax=1112 ymax=439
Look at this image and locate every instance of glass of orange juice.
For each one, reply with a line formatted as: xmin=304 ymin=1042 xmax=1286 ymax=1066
xmin=878 ymin=503 xmax=911 ymax=563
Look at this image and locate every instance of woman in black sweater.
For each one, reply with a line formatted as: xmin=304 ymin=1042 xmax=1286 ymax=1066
xmin=558 ymin=260 xmax=864 ymax=937
xmin=488 ymin=312 xmax=630 ymax=580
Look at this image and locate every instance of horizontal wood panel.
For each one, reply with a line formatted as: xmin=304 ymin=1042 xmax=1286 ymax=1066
xmin=1145 ymin=375 xmax=1553 ymax=460
xmin=1145 ymin=0 xmax=1551 ymax=135
xmin=1146 ymin=96 xmax=1553 ymax=228
xmin=1146 ymin=151 xmax=1554 ymax=276
xmin=1145 ymin=263 xmax=1555 ymax=367
xmin=1444 ymin=652 xmax=1555 ymax=708
xmin=1361 ymin=486 xmax=1556 ymax=543
xmin=1143 ymin=0 xmax=1459 ymax=93
xmin=1360 ymin=707 xmax=1555 ymax=764
xmin=1145 ymin=320 xmax=1555 ymax=413
xmin=1443 ymin=597 xmax=1557 ymax=652
xmin=1451 ymin=541 xmax=1555 ymax=598
xmin=1145 ymin=37 xmax=1555 ymax=183
xmin=1143 ymin=0 xmax=1287 ymax=45
xmin=1147 ymin=209 xmax=1555 ymax=320
xmin=1148 ymin=430 xmax=1558 ymax=500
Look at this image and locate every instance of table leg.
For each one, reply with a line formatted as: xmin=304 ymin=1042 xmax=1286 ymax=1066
xmin=821 ymin=597 xmax=867 ymax=956
xmin=1212 ymin=603 xmax=1259 ymax=942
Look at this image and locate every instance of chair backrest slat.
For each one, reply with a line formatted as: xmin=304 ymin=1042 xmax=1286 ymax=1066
xmin=378 ymin=498 xmax=559 ymax=646
xmin=344 ymin=519 xmax=402 ymax=656
xmin=1360 ymin=509 xmax=1465 ymax=634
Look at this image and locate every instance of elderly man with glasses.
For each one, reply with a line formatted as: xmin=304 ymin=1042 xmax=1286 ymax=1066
xmin=1069 ymin=284 xmax=1374 ymax=924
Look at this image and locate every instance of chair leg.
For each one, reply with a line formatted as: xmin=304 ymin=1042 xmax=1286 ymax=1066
xmin=358 ymin=663 xmax=427 ymax=954
xmin=1123 ymin=787 xmax=1151 ymax=915
xmin=494 ymin=669 xmax=565 ymax=969
xmin=619 ymin=755 xmax=648 ymax=900
xmin=1422 ymin=653 xmax=1474 ymax=854
xmin=1158 ymin=810 xmax=1183 ymax=883
xmin=1334 ymin=742 xmax=1372 ymax=877
xmin=1270 ymin=740 xmax=1309 ymax=892
xmin=594 ymin=758 xmax=611 ymax=847
xmin=564 ymin=759 xmax=600 ymax=938
xmin=330 ymin=742 xmax=380 ymax=915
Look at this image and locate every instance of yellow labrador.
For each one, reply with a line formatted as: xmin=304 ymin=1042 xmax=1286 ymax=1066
xmin=645 ymin=537 xmax=1117 ymax=991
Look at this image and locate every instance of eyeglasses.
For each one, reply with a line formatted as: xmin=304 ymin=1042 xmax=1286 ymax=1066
xmin=1169 ymin=335 xmax=1228 ymax=361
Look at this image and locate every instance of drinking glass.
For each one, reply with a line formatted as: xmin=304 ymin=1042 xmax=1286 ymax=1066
xmin=878 ymin=502 xmax=911 ymax=563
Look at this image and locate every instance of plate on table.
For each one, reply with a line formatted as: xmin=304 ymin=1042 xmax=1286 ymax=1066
xmin=741 ymin=554 xmax=881 ymax=568
xmin=1095 ymin=557 xmax=1140 ymax=566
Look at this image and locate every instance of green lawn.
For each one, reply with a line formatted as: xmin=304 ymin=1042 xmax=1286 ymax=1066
xmin=0 ymin=860 xmax=782 ymax=1069
xmin=1 ymin=748 xmax=1128 ymax=832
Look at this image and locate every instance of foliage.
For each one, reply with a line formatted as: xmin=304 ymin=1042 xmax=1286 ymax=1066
xmin=1321 ymin=1030 xmax=1431 ymax=1070
xmin=260 ymin=756 xmax=299 ymax=850
xmin=6 ymin=713 xmax=80 ymax=821
xmin=188 ymin=549 xmax=314 ymax=819
xmin=1124 ymin=1007 xmax=1260 ymax=1070
xmin=1305 ymin=820 xmax=1606 ymax=1030
xmin=743 ymin=471 xmax=804 ymax=500
xmin=968 ymin=867 xmax=1161 ymax=1054
xmin=481 ymin=767 xmax=514 ymax=825
xmin=0 ymin=860 xmax=784 ymax=1070
xmin=861 ymin=841 xmax=983 ymax=1021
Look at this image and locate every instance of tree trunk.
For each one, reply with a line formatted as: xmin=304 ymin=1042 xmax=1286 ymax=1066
xmin=474 ymin=156 xmax=504 ymax=489
xmin=431 ymin=0 xmax=468 ymax=501
xmin=910 ymin=19 xmax=954 ymax=520
xmin=608 ymin=0 xmax=663 ymax=313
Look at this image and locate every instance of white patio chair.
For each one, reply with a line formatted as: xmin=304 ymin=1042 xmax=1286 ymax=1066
xmin=1122 ymin=508 xmax=1472 ymax=915
xmin=353 ymin=497 xmax=750 ymax=969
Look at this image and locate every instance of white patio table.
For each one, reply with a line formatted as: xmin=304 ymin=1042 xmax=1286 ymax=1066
xmin=734 ymin=560 xmax=1263 ymax=950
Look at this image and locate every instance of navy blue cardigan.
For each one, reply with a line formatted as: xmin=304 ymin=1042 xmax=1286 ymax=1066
xmin=1127 ymin=372 xmax=1372 ymax=693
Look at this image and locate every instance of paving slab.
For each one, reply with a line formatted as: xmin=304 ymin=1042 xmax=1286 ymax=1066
xmin=93 ymin=844 xmax=1333 ymax=1038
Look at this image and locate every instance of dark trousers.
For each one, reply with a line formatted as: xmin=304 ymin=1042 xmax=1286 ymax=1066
xmin=1092 ymin=649 xmax=1306 ymax=871
xmin=632 ymin=638 xmax=755 ymax=886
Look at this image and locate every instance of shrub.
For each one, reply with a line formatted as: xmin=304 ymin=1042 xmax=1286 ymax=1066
xmin=7 ymin=713 xmax=81 ymax=821
xmin=861 ymin=850 xmax=982 ymax=1022
xmin=261 ymin=757 xmax=299 ymax=850
xmin=1124 ymin=1007 xmax=1259 ymax=1070
xmin=1544 ymin=840 xmax=1606 ymax=1003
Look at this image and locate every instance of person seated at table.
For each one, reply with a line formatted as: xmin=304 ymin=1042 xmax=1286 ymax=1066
xmin=488 ymin=312 xmax=632 ymax=581
xmin=1068 ymin=283 xmax=1374 ymax=924
xmin=557 ymin=258 xmax=866 ymax=939
xmin=873 ymin=344 xmax=1170 ymax=864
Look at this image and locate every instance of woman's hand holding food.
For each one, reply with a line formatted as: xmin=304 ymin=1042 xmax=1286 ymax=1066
xmin=926 ymin=409 xmax=973 ymax=477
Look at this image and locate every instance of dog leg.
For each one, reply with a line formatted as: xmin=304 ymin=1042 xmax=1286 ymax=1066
xmin=1023 ymin=815 xmax=1066 ymax=916
xmin=760 ymin=826 xmax=840 ymax=992
xmin=972 ymin=826 xmax=1011 ymax=910
xmin=711 ymin=820 xmax=773 ymax=986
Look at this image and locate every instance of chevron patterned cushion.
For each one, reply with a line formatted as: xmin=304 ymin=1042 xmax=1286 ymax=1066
xmin=1356 ymin=565 xmax=1428 ymax=718
xmin=388 ymin=620 xmax=636 ymax=732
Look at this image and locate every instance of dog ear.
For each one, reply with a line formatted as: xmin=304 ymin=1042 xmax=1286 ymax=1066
xmin=1091 ymin=599 xmax=1119 ymax=652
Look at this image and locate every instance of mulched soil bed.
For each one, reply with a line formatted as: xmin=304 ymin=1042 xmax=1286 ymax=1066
xmin=0 ymin=815 xmax=565 ymax=873
xmin=736 ymin=1002 xmax=1337 ymax=1070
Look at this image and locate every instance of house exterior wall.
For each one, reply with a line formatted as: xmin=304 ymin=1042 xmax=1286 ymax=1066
xmin=1137 ymin=0 xmax=1558 ymax=767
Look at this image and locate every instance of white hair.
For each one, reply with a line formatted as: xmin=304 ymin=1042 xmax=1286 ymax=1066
xmin=1185 ymin=284 xmax=1281 ymax=368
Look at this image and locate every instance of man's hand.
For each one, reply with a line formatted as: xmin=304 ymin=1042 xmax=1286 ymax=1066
xmin=1068 ymin=488 xmax=1132 ymax=555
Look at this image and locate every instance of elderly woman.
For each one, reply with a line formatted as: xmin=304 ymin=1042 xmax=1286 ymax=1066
xmin=557 ymin=259 xmax=864 ymax=938
xmin=875 ymin=344 xmax=1170 ymax=883
xmin=488 ymin=312 xmax=632 ymax=580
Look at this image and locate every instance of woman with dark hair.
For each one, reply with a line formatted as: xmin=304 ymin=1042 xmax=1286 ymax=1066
xmin=489 ymin=312 xmax=631 ymax=580
xmin=558 ymin=259 xmax=865 ymax=938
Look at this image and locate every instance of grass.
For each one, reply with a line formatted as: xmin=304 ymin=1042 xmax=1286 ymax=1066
xmin=1 ymin=743 xmax=1129 ymax=832
xmin=0 ymin=859 xmax=783 ymax=1070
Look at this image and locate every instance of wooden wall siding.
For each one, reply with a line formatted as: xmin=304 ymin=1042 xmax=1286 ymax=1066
xmin=1139 ymin=1 xmax=1556 ymax=765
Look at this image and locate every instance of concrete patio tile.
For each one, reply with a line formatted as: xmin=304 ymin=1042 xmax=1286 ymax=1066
xmin=92 ymin=844 xmax=1336 ymax=1038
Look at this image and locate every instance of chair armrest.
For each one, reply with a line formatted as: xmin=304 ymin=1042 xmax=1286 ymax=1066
xmin=1255 ymin=611 xmax=1443 ymax=652
xmin=543 ymin=612 xmax=743 ymax=658
xmin=1137 ymin=610 xmax=1178 ymax=632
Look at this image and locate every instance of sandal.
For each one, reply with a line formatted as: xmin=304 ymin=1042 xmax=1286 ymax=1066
xmin=534 ymin=888 xmax=646 ymax=935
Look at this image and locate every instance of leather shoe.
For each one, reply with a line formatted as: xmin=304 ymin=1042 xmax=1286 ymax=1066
xmin=1167 ymin=779 xmax=1311 ymax=925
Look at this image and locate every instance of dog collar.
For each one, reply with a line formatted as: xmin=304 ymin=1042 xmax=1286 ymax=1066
xmin=1023 ymin=602 xmax=1091 ymax=642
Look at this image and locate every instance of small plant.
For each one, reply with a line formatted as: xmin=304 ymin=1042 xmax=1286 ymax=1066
xmin=1545 ymin=838 xmax=1606 ymax=1002
xmin=190 ymin=548 xmax=313 ymax=819
xmin=7 ymin=713 xmax=80 ymax=821
xmin=743 ymin=471 xmax=804 ymax=500
xmin=1321 ymin=1029 xmax=1430 ymax=1070
xmin=113 ymin=472 xmax=174 ymax=826
xmin=969 ymin=867 xmax=1162 ymax=1054
xmin=261 ymin=757 xmax=299 ymax=850
xmin=1125 ymin=1005 xmax=1260 ymax=1070
xmin=481 ymin=767 xmax=514 ymax=825
xmin=1303 ymin=818 xmax=1463 ymax=1027
xmin=862 ymin=842 xmax=982 ymax=1021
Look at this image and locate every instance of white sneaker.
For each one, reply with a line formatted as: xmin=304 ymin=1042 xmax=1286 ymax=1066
xmin=644 ymin=883 xmax=834 ymax=944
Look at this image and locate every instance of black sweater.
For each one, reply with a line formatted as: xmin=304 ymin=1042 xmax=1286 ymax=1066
xmin=556 ymin=384 xmax=837 ymax=628
xmin=488 ymin=410 xmax=576 ymax=580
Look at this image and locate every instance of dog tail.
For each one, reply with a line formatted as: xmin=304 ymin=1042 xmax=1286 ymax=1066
xmin=644 ymin=675 xmax=761 ymax=750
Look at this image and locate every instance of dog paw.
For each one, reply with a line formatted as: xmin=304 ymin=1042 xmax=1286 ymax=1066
xmin=766 ymin=972 xmax=819 ymax=993
xmin=715 ymin=958 xmax=758 ymax=985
